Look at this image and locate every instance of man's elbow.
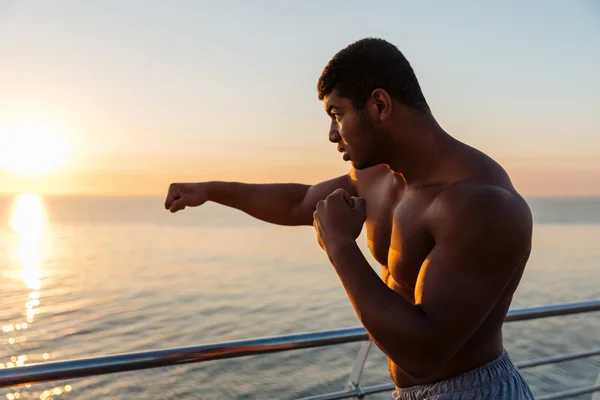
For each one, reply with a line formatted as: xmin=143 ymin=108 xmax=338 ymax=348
xmin=365 ymin=312 xmax=455 ymax=380
xmin=390 ymin=341 xmax=452 ymax=381
xmin=289 ymin=202 xmax=316 ymax=226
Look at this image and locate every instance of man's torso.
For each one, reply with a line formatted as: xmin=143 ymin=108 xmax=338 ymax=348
xmin=349 ymin=155 xmax=530 ymax=388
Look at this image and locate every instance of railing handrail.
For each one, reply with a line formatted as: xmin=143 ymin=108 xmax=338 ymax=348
xmin=0 ymin=299 xmax=599 ymax=389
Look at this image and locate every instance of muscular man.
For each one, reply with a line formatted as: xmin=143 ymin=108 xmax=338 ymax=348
xmin=165 ymin=38 xmax=535 ymax=399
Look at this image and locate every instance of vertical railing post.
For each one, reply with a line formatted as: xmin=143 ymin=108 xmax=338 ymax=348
xmin=347 ymin=340 xmax=373 ymax=399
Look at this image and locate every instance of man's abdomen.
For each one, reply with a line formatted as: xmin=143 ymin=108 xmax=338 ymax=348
xmin=390 ymin=327 xmax=504 ymax=388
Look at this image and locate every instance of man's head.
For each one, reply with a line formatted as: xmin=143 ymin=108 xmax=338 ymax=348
xmin=318 ymin=38 xmax=429 ymax=169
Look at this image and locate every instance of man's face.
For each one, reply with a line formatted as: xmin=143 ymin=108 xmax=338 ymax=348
xmin=323 ymin=91 xmax=379 ymax=170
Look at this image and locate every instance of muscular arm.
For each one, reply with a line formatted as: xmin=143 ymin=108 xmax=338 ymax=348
xmin=205 ymin=173 xmax=357 ymax=226
xmin=324 ymin=185 xmax=532 ymax=378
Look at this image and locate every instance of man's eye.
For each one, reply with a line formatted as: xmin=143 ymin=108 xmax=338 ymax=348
xmin=333 ymin=114 xmax=341 ymax=121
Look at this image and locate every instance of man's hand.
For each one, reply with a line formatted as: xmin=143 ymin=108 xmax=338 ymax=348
xmin=164 ymin=182 xmax=209 ymax=213
xmin=313 ymin=188 xmax=367 ymax=252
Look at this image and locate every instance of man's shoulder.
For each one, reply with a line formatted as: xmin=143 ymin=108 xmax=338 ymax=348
xmin=432 ymin=181 xmax=528 ymax=211
xmin=427 ymin=181 xmax=533 ymax=241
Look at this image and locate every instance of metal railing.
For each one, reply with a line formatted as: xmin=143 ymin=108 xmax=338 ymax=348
xmin=1 ymin=300 xmax=599 ymax=399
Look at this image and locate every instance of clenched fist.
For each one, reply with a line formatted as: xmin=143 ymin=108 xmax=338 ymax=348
xmin=164 ymin=182 xmax=209 ymax=213
xmin=313 ymin=188 xmax=367 ymax=252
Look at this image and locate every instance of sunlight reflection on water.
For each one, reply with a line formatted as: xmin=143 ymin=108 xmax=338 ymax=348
xmin=1 ymin=194 xmax=74 ymax=399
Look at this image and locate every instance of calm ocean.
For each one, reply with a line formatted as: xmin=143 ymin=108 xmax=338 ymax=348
xmin=0 ymin=195 xmax=598 ymax=399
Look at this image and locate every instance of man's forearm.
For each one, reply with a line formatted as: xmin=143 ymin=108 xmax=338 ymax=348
xmin=326 ymin=240 xmax=438 ymax=377
xmin=203 ymin=181 xmax=311 ymax=226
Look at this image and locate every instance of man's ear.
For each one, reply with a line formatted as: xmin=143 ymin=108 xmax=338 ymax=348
xmin=369 ymin=89 xmax=392 ymax=121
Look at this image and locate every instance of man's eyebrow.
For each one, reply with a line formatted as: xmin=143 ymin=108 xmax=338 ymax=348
xmin=326 ymin=104 xmax=339 ymax=114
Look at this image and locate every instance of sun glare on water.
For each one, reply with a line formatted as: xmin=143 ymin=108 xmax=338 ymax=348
xmin=10 ymin=193 xmax=45 ymax=292
xmin=0 ymin=119 xmax=69 ymax=176
xmin=1 ymin=194 xmax=70 ymax=398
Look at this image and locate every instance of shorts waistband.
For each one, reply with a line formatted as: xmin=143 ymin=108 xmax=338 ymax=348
xmin=394 ymin=349 xmax=518 ymax=399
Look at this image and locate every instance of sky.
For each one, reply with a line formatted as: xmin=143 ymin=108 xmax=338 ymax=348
xmin=0 ymin=0 xmax=599 ymax=196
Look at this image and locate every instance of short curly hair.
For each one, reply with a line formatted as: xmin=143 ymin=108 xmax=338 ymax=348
xmin=317 ymin=38 xmax=429 ymax=114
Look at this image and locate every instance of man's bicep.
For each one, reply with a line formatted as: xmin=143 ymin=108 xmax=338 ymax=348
xmin=294 ymin=172 xmax=357 ymax=225
xmin=415 ymin=191 xmax=531 ymax=357
xmin=416 ymin=241 xmax=516 ymax=341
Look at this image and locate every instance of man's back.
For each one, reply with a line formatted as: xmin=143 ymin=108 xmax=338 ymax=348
xmin=350 ymin=142 xmax=533 ymax=387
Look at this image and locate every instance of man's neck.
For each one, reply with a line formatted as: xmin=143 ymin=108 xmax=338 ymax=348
xmin=384 ymin=114 xmax=458 ymax=187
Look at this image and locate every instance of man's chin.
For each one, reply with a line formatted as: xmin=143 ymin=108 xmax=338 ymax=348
xmin=350 ymin=160 xmax=367 ymax=170
xmin=351 ymin=158 xmax=381 ymax=170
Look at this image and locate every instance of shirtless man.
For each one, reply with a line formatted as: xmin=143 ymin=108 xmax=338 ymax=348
xmin=165 ymin=38 xmax=535 ymax=399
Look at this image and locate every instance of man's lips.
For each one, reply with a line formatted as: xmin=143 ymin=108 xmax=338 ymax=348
xmin=337 ymin=145 xmax=350 ymax=161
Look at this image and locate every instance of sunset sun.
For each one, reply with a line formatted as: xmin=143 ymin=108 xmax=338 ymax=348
xmin=0 ymin=119 xmax=69 ymax=176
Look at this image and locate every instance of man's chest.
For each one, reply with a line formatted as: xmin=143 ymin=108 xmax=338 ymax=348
xmin=360 ymin=185 xmax=436 ymax=295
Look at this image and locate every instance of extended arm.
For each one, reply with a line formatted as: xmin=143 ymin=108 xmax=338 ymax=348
xmin=166 ymin=173 xmax=357 ymax=226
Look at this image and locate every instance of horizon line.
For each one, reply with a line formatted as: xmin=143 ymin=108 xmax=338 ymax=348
xmin=1 ymin=192 xmax=600 ymax=200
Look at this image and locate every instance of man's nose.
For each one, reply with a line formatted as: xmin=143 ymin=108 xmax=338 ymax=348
xmin=328 ymin=122 xmax=341 ymax=143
